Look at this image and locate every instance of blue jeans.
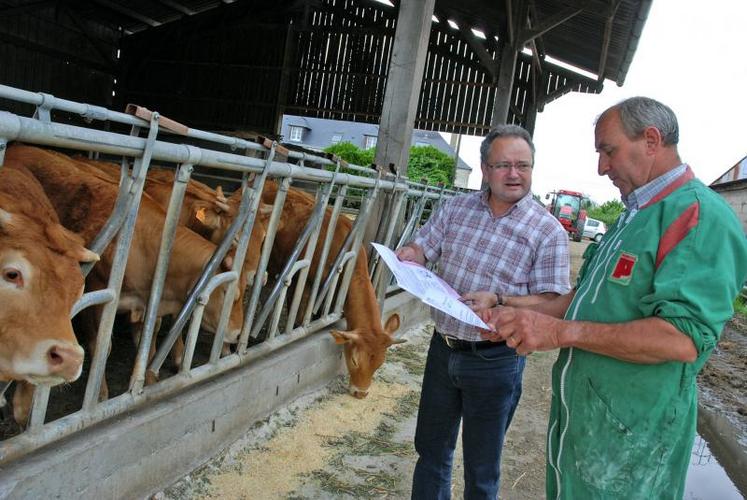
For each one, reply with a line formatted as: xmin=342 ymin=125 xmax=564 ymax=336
xmin=411 ymin=331 xmax=525 ymax=500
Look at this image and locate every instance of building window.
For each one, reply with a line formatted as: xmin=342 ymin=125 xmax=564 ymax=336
xmin=289 ymin=126 xmax=304 ymax=142
xmin=331 ymin=133 xmax=343 ymax=144
xmin=364 ymin=135 xmax=377 ymax=149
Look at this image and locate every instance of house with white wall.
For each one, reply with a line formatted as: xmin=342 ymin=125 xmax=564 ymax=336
xmin=281 ymin=115 xmax=473 ymax=188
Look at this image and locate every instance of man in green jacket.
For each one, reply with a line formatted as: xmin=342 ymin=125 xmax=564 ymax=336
xmin=480 ymin=96 xmax=747 ymax=499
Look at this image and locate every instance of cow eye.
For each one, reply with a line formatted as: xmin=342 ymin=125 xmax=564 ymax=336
xmin=2 ymin=268 xmax=23 ymax=287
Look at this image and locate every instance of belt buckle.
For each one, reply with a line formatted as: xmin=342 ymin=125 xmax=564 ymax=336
xmin=442 ymin=334 xmax=457 ymax=349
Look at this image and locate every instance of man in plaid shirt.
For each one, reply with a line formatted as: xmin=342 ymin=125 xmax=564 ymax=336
xmin=396 ymin=124 xmax=570 ymax=499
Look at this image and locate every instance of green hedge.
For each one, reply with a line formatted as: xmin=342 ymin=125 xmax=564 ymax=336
xmin=324 ymin=142 xmax=455 ymax=187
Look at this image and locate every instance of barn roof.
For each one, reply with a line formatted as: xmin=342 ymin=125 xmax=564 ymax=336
xmin=0 ymin=0 xmax=653 ymax=135
xmin=43 ymin=0 xmax=649 ymax=86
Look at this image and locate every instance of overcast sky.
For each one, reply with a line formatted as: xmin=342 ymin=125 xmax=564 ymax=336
xmin=452 ymin=0 xmax=747 ymax=204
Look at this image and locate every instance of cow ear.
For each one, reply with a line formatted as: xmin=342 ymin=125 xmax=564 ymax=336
xmin=383 ymin=313 xmax=400 ymax=334
xmin=330 ymin=329 xmax=360 ymax=345
xmin=195 ymin=207 xmax=207 ymax=223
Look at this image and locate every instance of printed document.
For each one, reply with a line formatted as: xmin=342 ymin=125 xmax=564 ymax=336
xmin=372 ymin=243 xmax=490 ymax=329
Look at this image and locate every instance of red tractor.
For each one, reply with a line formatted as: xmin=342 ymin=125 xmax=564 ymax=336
xmin=546 ymin=190 xmax=588 ymax=242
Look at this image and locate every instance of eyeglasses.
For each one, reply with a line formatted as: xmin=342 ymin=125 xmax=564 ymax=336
xmin=484 ymin=161 xmax=533 ymax=173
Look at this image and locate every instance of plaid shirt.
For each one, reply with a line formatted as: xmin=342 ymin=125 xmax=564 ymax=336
xmin=414 ymin=190 xmax=571 ymax=341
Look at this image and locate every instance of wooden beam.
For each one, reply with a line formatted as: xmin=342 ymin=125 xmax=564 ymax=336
xmin=516 ymin=4 xmax=586 ymax=47
xmin=596 ymin=1 xmax=622 ymax=82
xmin=92 ymin=0 xmax=160 ymax=28
xmin=156 ymin=0 xmax=196 ymax=16
xmin=526 ymin=1 xmax=544 ymax=76
xmin=504 ymin=0 xmax=515 ymax=45
xmin=0 ymin=0 xmax=56 ymax=16
xmin=456 ymin=21 xmax=499 ymax=80
xmin=62 ymin=6 xmax=118 ymax=69
xmin=0 ymin=31 xmax=116 ymax=74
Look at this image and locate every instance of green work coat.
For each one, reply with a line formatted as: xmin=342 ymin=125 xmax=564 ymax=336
xmin=547 ymin=169 xmax=747 ymax=499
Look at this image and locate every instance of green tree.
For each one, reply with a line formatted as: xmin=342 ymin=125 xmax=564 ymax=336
xmin=588 ymin=199 xmax=625 ymax=226
xmin=324 ymin=142 xmax=375 ymax=168
xmin=323 ymin=143 xmax=456 ymax=187
xmin=407 ymin=146 xmax=456 ymax=187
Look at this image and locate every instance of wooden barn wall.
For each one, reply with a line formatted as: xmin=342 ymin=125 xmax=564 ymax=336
xmin=416 ymin=20 xmax=502 ymax=135
xmin=288 ymin=0 xmax=601 ymax=135
xmin=0 ymin=1 xmax=118 ymax=116
xmin=285 ymin=0 xmax=397 ymax=124
xmin=116 ymin=2 xmax=295 ymax=134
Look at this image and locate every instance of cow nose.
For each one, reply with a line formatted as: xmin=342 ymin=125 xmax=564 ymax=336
xmin=349 ymin=385 xmax=369 ymax=399
xmin=225 ymin=328 xmax=241 ymax=344
xmin=47 ymin=343 xmax=84 ymax=381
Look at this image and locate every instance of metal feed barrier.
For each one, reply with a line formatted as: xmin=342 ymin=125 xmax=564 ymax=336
xmin=0 ymin=84 xmax=460 ymax=466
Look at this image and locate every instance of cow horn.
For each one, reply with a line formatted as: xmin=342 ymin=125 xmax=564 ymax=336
xmin=214 ymin=199 xmax=231 ymax=212
xmin=77 ymin=247 xmax=100 ymax=263
xmin=259 ymin=203 xmax=274 ymax=215
xmin=389 ymin=336 xmax=407 ymax=345
xmin=215 ymin=185 xmax=228 ymax=203
xmin=0 ymin=208 xmax=12 ymax=227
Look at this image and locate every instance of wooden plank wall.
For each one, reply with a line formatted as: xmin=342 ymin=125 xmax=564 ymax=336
xmin=286 ymin=0 xmax=396 ymax=124
xmin=0 ymin=1 xmax=117 ymax=117
xmin=287 ymin=0 xmax=601 ymax=135
xmin=117 ymin=13 xmax=290 ymax=133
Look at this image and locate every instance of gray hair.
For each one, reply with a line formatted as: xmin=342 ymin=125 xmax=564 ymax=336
xmin=605 ymin=96 xmax=679 ymax=146
xmin=479 ymin=124 xmax=536 ymax=164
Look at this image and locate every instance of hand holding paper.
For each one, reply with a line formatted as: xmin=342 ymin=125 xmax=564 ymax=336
xmin=372 ymin=243 xmax=490 ymax=329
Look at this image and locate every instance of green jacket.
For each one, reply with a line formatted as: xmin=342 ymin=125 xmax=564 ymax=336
xmin=547 ymin=168 xmax=747 ymax=499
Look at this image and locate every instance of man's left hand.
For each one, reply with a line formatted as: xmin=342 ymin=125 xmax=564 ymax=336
xmin=460 ymin=291 xmax=498 ymax=311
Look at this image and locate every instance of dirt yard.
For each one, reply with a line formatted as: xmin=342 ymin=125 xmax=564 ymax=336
xmin=153 ymin=240 xmax=746 ymax=499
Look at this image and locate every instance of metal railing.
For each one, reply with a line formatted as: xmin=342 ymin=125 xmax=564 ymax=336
xmin=0 ymin=83 xmax=463 ymax=463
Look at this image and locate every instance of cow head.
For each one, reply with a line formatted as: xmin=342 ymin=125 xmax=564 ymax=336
xmin=194 ymin=192 xmax=273 ymax=287
xmin=330 ymin=313 xmax=403 ymax=398
xmin=200 ymin=251 xmax=248 ymax=344
xmin=0 ymin=208 xmax=97 ymax=385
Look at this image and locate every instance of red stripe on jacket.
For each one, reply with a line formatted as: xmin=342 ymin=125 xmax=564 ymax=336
xmin=656 ymin=201 xmax=699 ymax=269
xmin=642 ymin=166 xmax=694 ymax=209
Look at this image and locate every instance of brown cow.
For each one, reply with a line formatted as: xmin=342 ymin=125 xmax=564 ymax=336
xmin=142 ymin=167 xmax=271 ymax=287
xmin=73 ymin=157 xmax=270 ymax=287
xmin=1 ymin=161 xmax=98 ymax=422
xmin=6 ymin=145 xmax=248 ymax=395
xmin=261 ymin=180 xmax=402 ymax=398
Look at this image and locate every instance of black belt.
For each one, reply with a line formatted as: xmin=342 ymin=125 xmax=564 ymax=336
xmin=436 ymin=331 xmax=504 ymax=351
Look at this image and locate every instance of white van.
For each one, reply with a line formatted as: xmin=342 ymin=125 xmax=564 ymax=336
xmin=583 ymin=217 xmax=607 ymax=242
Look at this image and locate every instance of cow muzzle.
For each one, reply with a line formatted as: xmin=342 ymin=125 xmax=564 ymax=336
xmin=349 ymin=384 xmax=369 ymax=399
xmin=14 ymin=340 xmax=84 ymax=385
xmin=47 ymin=342 xmax=85 ymax=381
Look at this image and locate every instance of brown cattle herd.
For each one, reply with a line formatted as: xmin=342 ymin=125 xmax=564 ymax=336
xmin=0 ymin=143 xmax=401 ymax=430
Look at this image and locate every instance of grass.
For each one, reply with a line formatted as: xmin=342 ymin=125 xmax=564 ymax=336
xmin=386 ymin=341 xmax=427 ymax=377
xmin=733 ymin=296 xmax=747 ymax=317
xmin=294 ymin=385 xmax=421 ymax=498
xmin=302 ymin=468 xmax=399 ymax=498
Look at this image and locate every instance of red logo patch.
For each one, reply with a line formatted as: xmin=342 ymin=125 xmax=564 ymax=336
xmin=609 ymin=252 xmax=637 ymax=285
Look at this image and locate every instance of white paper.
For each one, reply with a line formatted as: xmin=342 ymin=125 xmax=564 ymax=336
xmin=372 ymin=243 xmax=490 ymax=329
